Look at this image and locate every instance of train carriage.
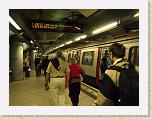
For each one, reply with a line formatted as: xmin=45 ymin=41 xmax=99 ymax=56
xmin=63 ymin=32 xmax=139 ymax=89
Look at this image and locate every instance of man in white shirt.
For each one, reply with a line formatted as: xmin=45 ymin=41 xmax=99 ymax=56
xmin=45 ymin=50 xmax=70 ymax=106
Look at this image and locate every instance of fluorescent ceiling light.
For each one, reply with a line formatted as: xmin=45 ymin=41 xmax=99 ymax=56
xmin=55 ymin=46 xmax=60 ymax=49
xmin=133 ymin=12 xmax=139 ymax=17
xmin=9 ymin=16 xmax=21 ymax=30
xmin=65 ymin=41 xmax=73 ymax=45
xmin=92 ymin=22 xmax=118 ymax=35
xmin=74 ymin=26 xmax=81 ymax=30
xmin=59 ymin=44 xmax=65 ymax=47
xmin=30 ymin=40 xmax=33 ymax=44
xmin=34 ymin=50 xmax=37 ymax=53
xmin=75 ymin=35 xmax=87 ymax=41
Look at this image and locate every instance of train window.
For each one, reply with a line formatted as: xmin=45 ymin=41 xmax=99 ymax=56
xmin=82 ymin=51 xmax=94 ymax=65
xmin=128 ymin=46 xmax=139 ymax=66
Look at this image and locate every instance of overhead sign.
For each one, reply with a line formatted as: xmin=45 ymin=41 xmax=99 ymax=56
xmin=28 ymin=20 xmax=83 ymax=33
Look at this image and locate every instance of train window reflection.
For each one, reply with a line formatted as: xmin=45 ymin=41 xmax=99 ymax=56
xmin=129 ymin=46 xmax=139 ymax=66
xmin=82 ymin=51 xmax=94 ymax=65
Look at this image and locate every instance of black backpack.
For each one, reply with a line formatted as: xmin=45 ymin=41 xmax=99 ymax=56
xmin=50 ymin=57 xmax=60 ymax=70
xmin=99 ymin=64 xmax=139 ymax=106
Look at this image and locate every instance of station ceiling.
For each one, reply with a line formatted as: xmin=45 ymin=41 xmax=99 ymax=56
xmin=9 ymin=9 xmax=139 ymax=54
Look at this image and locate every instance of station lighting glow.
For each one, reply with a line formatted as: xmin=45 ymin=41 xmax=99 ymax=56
xmin=9 ymin=16 xmax=21 ymax=30
xmin=30 ymin=40 xmax=34 ymax=44
xmin=75 ymin=35 xmax=87 ymax=41
xmin=65 ymin=41 xmax=73 ymax=45
xmin=59 ymin=44 xmax=65 ymax=47
xmin=55 ymin=46 xmax=60 ymax=49
xmin=74 ymin=26 xmax=81 ymax=30
xmin=133 ymin=12 xmax=139 ymax=17
xmin=92 ymin=22 xmax=118 ymax=35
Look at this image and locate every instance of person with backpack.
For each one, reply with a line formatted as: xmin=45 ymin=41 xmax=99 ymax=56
xmin=99 ymin=43 xmax=139 ymax=106
xmin=68 ymin=57 xmax=85 ymax=106
xmin=44 ymin=50 xmax=70 ymax=106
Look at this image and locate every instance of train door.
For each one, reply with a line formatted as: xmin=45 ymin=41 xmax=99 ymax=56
xmin=128 ymin=46 xmax=139 ymax=72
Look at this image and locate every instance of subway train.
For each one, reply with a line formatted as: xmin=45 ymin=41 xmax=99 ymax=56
xmin=61 ymin=31 xmax=139 ymax=89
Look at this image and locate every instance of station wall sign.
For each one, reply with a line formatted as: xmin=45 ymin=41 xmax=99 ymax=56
xmin=27 ymin=20 xmax=83 ymax=33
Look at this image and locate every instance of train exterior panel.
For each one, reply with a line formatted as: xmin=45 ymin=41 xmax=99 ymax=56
xmin=80 ymin=42 xmax=138 ymax=88
xmin=80 ymin=47 xmax=99 ymax=88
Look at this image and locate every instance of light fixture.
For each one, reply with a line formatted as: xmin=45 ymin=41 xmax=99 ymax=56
xmin=36 ymin=47 xmax=38 ymax=49
xmin=75 ymin=35 xmax=87 ymax=41
xmin=133 ymin=12 xmax=139 ymax=17
xmin=30 ymin=40 xmax=33 ymax=44
xmin=34 ymin=50 xmax=37 ymax=53
xmin=65 ymin=41 xmax=73 ymax=45
xmin=55 ymin=46 xmax=60 ymax=49
xmin=9 ymin=16 xmax=21 ymax=30
xmin=92 ymin=21 xmax=118 ymax=35
xmin=59 ymin=44 xmax=65 ymax=47
xmin=74 ymin=26 xmax=81 ymax=30
xmin=19 ymin=32 xmax=24 ymax=35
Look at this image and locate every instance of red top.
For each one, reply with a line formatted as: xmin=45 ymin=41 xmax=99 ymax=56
xmin=69 ymin=64 xmax=84 ymax=79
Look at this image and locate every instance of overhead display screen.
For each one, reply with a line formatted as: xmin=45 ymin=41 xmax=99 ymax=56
xmin=28 ymin=20 xmax=83 ymax=33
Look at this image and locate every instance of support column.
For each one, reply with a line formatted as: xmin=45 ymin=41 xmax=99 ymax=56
xmin=10 ymin=36 xmax=23 ymax=81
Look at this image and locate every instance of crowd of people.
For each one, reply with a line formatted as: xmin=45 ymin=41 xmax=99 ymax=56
xmin=23 ymin=42 xmax=139 ymax=106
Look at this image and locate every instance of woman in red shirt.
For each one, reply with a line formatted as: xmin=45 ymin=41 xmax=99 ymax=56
xmin=68 ymin=57 xmax=84 ymax=106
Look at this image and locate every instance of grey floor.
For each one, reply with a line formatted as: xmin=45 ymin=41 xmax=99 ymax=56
xmin=9 ymin=72 xmax=96 ymax=106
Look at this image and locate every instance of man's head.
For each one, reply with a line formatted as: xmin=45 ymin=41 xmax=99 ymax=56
xmin=56 ymin=50 xmax=63 ymax=58
xmin=109 ymin=43 xmax=126 ymax=63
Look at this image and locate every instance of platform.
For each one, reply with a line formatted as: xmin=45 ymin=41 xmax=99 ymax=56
xmin=9 ymin=71 xmax=96 ymax=106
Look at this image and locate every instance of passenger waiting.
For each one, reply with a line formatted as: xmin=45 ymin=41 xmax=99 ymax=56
xmin=68 ymin=57 xmax=85 ymax=106
xmin=23 ymin=56 xmax=30 ymax=78
xmin=35 ymin=56 xmax=41 ymax=77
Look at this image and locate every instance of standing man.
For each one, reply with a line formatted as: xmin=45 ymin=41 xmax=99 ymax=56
xmin=45 ymin=50 xmax=70 ymax=106
xmin=42 ymin=55 xmax=50 ymax=78
xmin=35 ymin=56 xmax=41 ymax=77
xmin=97 ymin=43 xmax=127 ymax=105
